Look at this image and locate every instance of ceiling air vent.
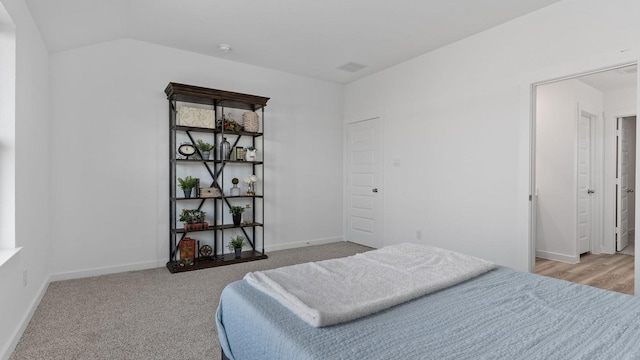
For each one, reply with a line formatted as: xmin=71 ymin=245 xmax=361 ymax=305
xmin=337 ymin=62 xmax=366 ymax=73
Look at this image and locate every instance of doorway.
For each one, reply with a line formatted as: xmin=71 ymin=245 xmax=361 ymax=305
xmin=534 ymin=64 xmax=637 ymax=264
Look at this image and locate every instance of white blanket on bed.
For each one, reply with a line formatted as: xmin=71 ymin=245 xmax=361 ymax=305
xmin=243 ymin=243 xmax=496 ymax=327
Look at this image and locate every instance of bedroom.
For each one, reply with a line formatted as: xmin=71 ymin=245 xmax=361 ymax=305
xmin=1 ymin=0 xmax=639 ymax=359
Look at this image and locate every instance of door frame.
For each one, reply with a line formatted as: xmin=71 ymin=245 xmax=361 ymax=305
xmin=528 ymin=61 xmax=638 ymax=273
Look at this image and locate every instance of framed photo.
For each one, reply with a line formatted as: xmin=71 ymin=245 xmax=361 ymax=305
xmin=235 ymin=146 xmax=245 ymax=161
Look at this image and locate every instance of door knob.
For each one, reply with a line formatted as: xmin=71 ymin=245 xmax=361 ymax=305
xmin=627 ymin=189 xmax=635 ymax=193
xmin=587 ymin=189 xmax=595 ymax=194
xmin=372 ymin=188 xmax=378 ymax=193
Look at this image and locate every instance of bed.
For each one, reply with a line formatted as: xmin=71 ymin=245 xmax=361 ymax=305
xmin=216 ymin=244 xmax=640 ymax=359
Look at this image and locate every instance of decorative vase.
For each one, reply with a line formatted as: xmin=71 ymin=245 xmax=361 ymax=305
xmin=232 ymin=213 xmax=242 ymax=225
xmin=230 ymin=184 xmax=240 ymax=196
xmin=247 ymin=183 xmax=255 ymax=195
xmin=234 ymin=247 xmax=242 ymax=258
xmin=242 ymin=111 xmax=260 ymax=132
xmin=245 ymin=149 xmax=257 ymax=161
xmin=220 ymin=137 xmax=231 ymax=160
xmin=183 ymin=188 xmax=192 ymax=198
xmin=243 ymin=204 xmax=252 ymax=225
xmin=201 ymin=150 xmax=210 ymax=160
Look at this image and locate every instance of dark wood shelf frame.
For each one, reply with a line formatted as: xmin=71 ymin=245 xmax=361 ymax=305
xmin=173 ymin=195 xmax=264 ymax=201
xmin=166 ymin=251 xmax=268 ymax=273
xmin=165 ymin=82 xmax=269 ymax=110
xmin=172 ymin=222 xmax=264 ymax=233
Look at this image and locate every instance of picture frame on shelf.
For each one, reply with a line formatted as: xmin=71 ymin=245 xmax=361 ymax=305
xmin=235 ymin=146 xmax=245 ymax=161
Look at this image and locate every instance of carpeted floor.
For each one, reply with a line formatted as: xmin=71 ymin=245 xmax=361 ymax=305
xmin=9 ymin=242 xmax=371 ymax=360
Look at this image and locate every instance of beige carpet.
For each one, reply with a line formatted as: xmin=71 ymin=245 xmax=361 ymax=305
xmin=10 ymin=242 xmax=371 ymax=360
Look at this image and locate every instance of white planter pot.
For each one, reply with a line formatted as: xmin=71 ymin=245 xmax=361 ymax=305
xmin=245 ymin=150 xmax=257 ymax=161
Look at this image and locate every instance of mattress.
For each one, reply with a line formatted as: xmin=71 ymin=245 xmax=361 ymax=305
xmin=217 ymin=266 xmax=640 ymax=359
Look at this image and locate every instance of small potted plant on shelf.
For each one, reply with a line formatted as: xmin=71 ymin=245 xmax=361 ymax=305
xmin=227 ymin=235 xmax=246 ymax=258
xmin=179 ymin=209 xmax=208 ymax=231
xmin=245 ymin=146 xmax=257 ymax=161
xmin=195 ymin=139 xmax=214 ymax=160
xmin=229 ymin=205 xmax=245 ymax=225
xmin=178 ymin=176 xmax=197 ymax=198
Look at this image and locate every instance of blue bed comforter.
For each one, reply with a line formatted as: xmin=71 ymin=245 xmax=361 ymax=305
xmin=216 ymin=266 xmax=640 ymax=359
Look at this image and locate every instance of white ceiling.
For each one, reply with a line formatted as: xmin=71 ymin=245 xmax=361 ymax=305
xmin=578 ymin=65 xmax=638 ymax=92
xmin=24 ymin=0 xmax=564 ymax=84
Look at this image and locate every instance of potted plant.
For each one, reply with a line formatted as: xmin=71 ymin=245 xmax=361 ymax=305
xmin=178 ymin=176 xmax=197 ymax=198
xmin=227 ymin=235 xmax=246 ymax=258
xmin=179 ymin=209 xmax=208 ymax=231
xmin=195 ymin=139 xmax=214 ymax=160
xmin=229 ymin=205 xmax=245 ymax=225
xmin=245 ymin=145 xmax=257 ymax=161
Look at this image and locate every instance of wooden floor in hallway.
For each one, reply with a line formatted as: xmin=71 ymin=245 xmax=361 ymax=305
xmin=535 ymin=253 xmax=634 ymax=295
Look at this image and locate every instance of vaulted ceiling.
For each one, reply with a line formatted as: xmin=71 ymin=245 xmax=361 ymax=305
xmin=25 ymin=0 xmax=563 ymax=83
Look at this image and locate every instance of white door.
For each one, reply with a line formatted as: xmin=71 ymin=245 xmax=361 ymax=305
xmin=346 ymin=118 xmax=383 ymax=248
xmin=577 ymin=113 xmax=592 ymax=254
xmin=616 ymin=117 xmax=631 ymax=251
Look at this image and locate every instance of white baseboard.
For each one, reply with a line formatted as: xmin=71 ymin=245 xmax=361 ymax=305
xmin=535 ymin=250 xmax=579 ymax=264
xmin=265 ymin=237 xmax=344 ymax=252
xmin=1 ymin=276 xmax=50 ymax=360
xmin=50 ymin=238 xmax=346 ymax=282
xmin=49 ymin=260 xmax=162 ymax=282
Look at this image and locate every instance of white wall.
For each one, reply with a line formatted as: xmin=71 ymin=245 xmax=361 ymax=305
xmin=0 ymin=1 xmax=15 ymax=251
xmin=0 ymin=0 xmax=51 ymax=359
xmin=604 ymin=86 xmax=638 ymax=117
xmin=48 ymin=39 xmax=345 ymax=278
xmin=535 ymin=79 xmax=603 ymax=262
xmin=344 ymin=0 xmax=640 ymax=271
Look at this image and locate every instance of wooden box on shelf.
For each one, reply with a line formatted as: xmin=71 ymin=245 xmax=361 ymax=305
xmin=176 ymin=106 xmax=215 ymax=128
xmin=184 ymin=222 xmax=209 ymax=231
xmin=199 ymin=187 xmax=220 ymax=198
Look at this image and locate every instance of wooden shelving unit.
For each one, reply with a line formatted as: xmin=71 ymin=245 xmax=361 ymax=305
xmin=165 ymin=82 xmax=269 ymax=273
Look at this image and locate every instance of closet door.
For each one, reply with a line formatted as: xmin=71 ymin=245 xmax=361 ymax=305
xmin=346 ymin=118 xmax=383 ymax=249
xmin=617 ymin=117 xmax=631 ymax=251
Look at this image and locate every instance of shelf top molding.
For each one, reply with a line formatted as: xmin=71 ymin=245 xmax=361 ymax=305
xmin=165 ymin=82 xmax=270 ymax=111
